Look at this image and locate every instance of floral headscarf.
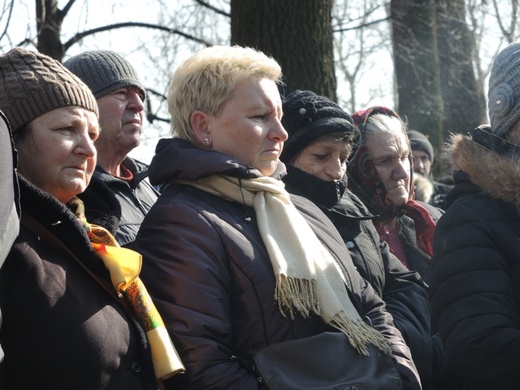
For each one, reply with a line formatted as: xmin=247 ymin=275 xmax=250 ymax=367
xmin=347 ymin=106 xmax=435 ymax=256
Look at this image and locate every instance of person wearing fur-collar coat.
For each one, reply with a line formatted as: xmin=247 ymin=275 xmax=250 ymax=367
xmin=429 ymin=41 xmax=520 ymax=390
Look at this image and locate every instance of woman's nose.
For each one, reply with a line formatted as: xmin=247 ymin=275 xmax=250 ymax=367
xmin=272 ymin=118 xmax=288 ymax=142
xmin=395 ymin=159 xmax=410 ymax=180
xmin=325 ymin=159 xmax=345 ymax=181
xmin=77 ymin=133 xmax=96 ymax=158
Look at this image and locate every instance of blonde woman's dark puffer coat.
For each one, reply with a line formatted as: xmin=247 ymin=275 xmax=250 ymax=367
xmin=133 ymin=138 xmax=421 ymax=390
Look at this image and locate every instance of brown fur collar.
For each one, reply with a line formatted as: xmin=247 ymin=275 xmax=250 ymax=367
xmin=449 ymin=132 xmax=520 ymax=205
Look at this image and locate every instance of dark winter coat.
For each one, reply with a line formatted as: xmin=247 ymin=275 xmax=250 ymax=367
xmin=283 ymin=164 xmax=436 ymax=389
xmin=80 ymin=157 xmax=158 ymax=247
xmin=429 ymin=126 xmax=520 ymax=389
xmin=0 ymin=176 xmax=158 ymax=390
xmin=430 ymin=180 xmax=453 ymax=210
xmin=133 ymin=138 xmax=421 ymax=390
xmin=0 ymin=111 xmax=19 ymax=364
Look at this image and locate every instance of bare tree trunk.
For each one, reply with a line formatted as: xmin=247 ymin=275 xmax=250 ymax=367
xmin=231 ymin=0 xmax=337 ymax=100
xmin=36 ymin=0 xmax=72 ymax=61
xmin=391 ymin=0 xmax=443 ymax=148
xmin=436 ymin=0 xmax=487 ymax=135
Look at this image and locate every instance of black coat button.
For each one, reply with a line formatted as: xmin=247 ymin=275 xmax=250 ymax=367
xmin=131 ymin=362 xmax=142 ymax=374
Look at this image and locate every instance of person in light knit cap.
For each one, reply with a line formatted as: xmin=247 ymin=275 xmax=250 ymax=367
xmin=0 ymin=47 xmax=182 ymax=390
xmin=64 ymin=50 xmax=158 ymax=247
xmin=407 ymin=129 xmax=453 ymax=209
xmin=429 ymin=41 xmax=520 ymax=389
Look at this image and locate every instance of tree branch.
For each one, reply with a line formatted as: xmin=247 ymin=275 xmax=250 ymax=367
xmin=0 ymin=0 xmax=15 ymax=42
xmin=63 ymin=22 xmax=213 ymax=52
xmin=193 ymin=0 xmax=230 ymax=17
xmin=60 ymin=0 xmax=77 ymax=18
xmin=333 ymin=16 xmax=389 ymax=33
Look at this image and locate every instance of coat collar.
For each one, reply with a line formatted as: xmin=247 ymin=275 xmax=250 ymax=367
xmin=149 ymin=138 xmax=285 ymax=185
xmin=450 ymin=126 xmax=520 ymax=205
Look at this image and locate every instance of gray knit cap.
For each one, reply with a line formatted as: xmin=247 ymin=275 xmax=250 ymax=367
xmin=63 ymin=50 xmax=146 ymax=100
xmin=0 ymin=47 xmax=98 ymax=132
xmin=488 ymin=41 xmax=520 ymax=137
xmin=407 ymin=130 xmax=434 ymax=164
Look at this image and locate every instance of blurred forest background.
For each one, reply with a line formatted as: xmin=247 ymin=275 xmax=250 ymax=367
xmin=1 ymin=0 xmax=517 ymax=175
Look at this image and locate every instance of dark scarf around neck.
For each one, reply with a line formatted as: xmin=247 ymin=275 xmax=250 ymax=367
xmin=283 ymin=164 xmax=346 ymax=209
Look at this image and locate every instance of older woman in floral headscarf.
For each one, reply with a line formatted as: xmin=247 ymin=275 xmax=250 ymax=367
xmin=347 ymin=106 xmax=442 ymax=283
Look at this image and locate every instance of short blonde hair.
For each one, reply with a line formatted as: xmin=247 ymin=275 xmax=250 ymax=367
xmin=167 ymin=45 xmax=283 ymax=141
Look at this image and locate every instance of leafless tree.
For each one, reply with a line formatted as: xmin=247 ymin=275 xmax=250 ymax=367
xmin=1 ymin=0 xmax=519 ymax=163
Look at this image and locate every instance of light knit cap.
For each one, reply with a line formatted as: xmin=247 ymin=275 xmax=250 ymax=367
xmin=63 ymin=50 xmax=146 ymax=100
xmin=488 ymin=41 xmax=520 ymax=137
xmin=0 ymin=47 xmax=98 ymax=132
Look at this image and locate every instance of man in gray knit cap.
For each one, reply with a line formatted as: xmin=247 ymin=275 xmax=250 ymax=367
xmin=429 ymin=41 xmax=520 ymax=389
xmin=64 ymin=50 xmax=158 ymax=247
xmin=407 ymin=129 xmax=452 ymax=209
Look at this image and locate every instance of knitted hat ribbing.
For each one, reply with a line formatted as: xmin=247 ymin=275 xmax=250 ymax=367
xmin=407 ymin=129 xmax=434 ymax=163
xmin=63 ymin=50 xmax=146 ymax=100
xmin=0 ymin=47 xmax=98 ymax=132
xmin=281 ymin=90 xmax=358 ymax=163
xmin=488 ymin=41 xmax=520 ymax=137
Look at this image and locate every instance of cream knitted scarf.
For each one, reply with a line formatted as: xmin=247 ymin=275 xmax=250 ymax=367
xmin=179 ymin=174 xmax=391 ymax=355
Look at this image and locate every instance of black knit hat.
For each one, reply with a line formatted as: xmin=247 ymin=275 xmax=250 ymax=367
xmin=407 ymin=130 xmax=434 ymax=163
xmin=0 ymin=47 xmax=98 ymax=132
xmin=63 ymin=50 xmax=146 ymax=100
xmin=281 ymin=90 xmax=358 ymax=163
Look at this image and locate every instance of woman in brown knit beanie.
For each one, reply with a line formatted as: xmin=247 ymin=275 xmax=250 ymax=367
xmin=0 ymin=48 xmax=180 ymax=390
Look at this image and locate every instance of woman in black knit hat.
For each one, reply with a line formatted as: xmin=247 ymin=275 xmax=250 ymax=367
xmin=0 ymin=47 xmax=182 ymax=390
xmin=280 ymin=89 xmax=448 ymax=390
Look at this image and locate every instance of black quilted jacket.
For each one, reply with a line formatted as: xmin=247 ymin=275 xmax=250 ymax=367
xmin=430 ymin=126 xmax=520 ymax=389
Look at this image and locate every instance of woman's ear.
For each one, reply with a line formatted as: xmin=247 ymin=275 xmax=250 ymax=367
xmin=190 ymin=110 xmax=212 ymax=147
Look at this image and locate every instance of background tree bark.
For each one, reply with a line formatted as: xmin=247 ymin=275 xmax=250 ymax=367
xmin=231 ymin=0 xmax=337 ymax=100
xmin=391 ymin=0 xmax=444 ymax=157
xmin=36 ymin=0 xmax=70 ymax=60
xmin=436 ymin=0 xmax=486 ymax=136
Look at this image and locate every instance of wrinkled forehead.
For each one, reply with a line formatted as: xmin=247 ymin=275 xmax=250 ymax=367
xmin=366 ymin=128 xmax=409 ymax=156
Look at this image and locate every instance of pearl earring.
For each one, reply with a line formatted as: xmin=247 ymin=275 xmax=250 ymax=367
xmin=204 ymin=138 xmax=210 ymax=146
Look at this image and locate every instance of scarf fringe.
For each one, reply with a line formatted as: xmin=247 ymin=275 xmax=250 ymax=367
xmin=330 ymin=313 xmax=392 ymax=356
xmin=177 ymin=175 xmax=392 ymax=358
xmin=275 ymin=275 xmax=319 ymax=319
xmin=276 ymin=274 xmax=391 ymax=356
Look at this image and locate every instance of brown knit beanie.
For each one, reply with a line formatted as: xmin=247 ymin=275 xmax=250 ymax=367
xmin=0 ymin=47 xmax=98 ymax=132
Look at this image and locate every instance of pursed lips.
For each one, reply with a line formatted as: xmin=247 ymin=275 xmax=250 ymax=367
xmin=124 ymin=114 xmax=142 ymax=126
xmin=388 ymin=181 xmax=407 ymax=191
xmin=265 ymin=143 xmax=282 ymax=156
xmin=66 ymin=163 xmax=88 ymax=173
